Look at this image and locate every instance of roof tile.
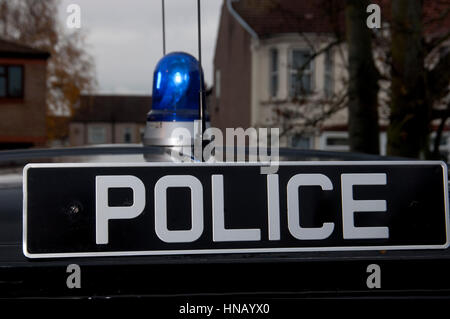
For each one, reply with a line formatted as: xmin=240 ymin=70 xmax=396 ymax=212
xmin=73 ymin=95 xmax=151 ymax=123
xmin=0 ymin=38 xmax=50 ymax=59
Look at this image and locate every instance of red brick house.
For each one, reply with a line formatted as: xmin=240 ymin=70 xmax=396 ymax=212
xmin=211 ymin=0 xmax=345 ymax=136
xmin=0 ymin=38 xmax=50 ymax=149
xmin=212 ymin=0 xmax=450 ymax=155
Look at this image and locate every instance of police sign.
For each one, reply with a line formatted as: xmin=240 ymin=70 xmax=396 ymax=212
xmin=23 ymin=162 xmax=449 ymax=258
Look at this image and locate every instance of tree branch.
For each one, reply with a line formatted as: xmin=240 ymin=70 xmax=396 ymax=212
xmin=428 ymin=52 xmax=450 ymax=102
xmin=432 ymin=114 xmax=449 ymax=158
xmin=426 ymin=29 xmax=450 ymax=53
xmin=432 ymin=107 xmax=450 ymax=120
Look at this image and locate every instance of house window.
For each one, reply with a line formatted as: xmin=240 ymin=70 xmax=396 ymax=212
xmin=123 ymin=127 xmax=132 ymax=143
xmin=321 ymin=132 xmax=349 ymax=151
xmin=270 ymin=48 xmax=278 ymax=98
xmin=326 ymin=136 xmax=348 ymax=146
xmin=324 ymin=49 xmax=334 ymax=97
xmin=88 ymin=126 xmax=107 ymax=144
xmin=291 ymin=134 xmax=311 ymax=149
xmin=0 ymin=65 xmax=24 ymax=98
xmin=215 ymin=69 xmax=221 ymax=98
xmin=289 ymin=50 xmax=314 ymax=97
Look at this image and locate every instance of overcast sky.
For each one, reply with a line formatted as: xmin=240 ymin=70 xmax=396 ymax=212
xmin=58 ymin=0 xmax=223 ymax=95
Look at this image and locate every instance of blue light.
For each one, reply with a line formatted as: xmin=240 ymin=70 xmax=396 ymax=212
xmin=156 ymin=71 xmax=162 ymax=89
xmin=148 ymin=52 xmax=204 ymax=122
xmin=174 ymin=72 xmax=183 ymax=84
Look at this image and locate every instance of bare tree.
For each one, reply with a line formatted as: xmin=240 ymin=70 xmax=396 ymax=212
xmin=388 ymin=0 xmax=427 ymax=157
xmin=0 ymin=0 xmax=96 ymax=142
xmin=387 ymin=0 xmax=450 ymax=159
xmin=346 ymin=0 xmax=380 ymax=154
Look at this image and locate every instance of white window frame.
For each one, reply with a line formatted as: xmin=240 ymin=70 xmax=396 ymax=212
xmin=320 ymin=131 xmax=388 ymax=153
xmin=319 ymin=131 xmax=349 ymax=151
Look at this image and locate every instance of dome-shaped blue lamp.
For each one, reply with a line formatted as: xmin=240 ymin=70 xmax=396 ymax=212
xmin=143 ymin=52 xmax=205 ymax=146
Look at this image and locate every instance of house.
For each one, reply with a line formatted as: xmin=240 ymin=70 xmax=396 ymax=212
xmin=0 ymin=38 xmax=50 ymax=149
xmin=211 ymin=0 xmax=450 ymax=155
xmin=69 ymin=95 xmax=151 ymax=146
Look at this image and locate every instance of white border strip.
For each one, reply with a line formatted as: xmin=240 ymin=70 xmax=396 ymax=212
xmin=22 ymin=161 xmax=450 ymax=259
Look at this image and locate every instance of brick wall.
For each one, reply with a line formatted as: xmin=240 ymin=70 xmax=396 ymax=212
xmin=69 ymin=122 xmax=145 ymax=146
xmin=0 ymin=59 xmax=47 ymax=146
xmin=211 ymin=3 xmax=252 ymax=131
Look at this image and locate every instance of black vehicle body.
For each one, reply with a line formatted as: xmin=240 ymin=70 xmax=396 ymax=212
xmin=1 ymin=146 xmax=449 ymax=307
